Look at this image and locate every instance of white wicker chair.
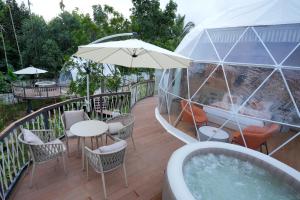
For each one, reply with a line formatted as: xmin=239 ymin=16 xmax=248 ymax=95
xmin=106 ymin=114 xmax=135 ymax=149
xmin=85 ymin=138 xmax=128 ymax=199
xmin=61 ymin=110 xmax=90 ymax=155
xmin=18 ymin=129 xmax=67 ymax=187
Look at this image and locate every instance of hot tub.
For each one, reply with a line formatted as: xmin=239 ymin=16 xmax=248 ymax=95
xmin=163 ymin=142 xmax=300 ymax=200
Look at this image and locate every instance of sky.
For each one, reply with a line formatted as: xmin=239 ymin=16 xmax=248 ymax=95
xmin=15 ymin=0 xmax=225 ymax=25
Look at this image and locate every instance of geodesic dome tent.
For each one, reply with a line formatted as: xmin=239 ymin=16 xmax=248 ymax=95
xmin=157 ymin=0 xmax=300 ymax=154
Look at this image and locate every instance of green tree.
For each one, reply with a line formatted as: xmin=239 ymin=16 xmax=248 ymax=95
xmin=92 ymin=4 xmax=131 ymax=37
xmin=0 ymin=0 xmax=29 ymax=70
xmin=131 ymin=0 xmax=184 ymax=50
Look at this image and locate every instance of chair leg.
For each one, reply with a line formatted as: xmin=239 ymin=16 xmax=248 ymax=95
xmin=66 ymin=137 xmax=70 ymax=156
xmin=30 ymin=163 xmax=36 ymax=188
xmin=86 ymin=157 xmax=89 ymax=180
xmin=26 ymin=154 xmax=31 ymax=175
xmin=62 ymin=154 xmax=67 ymax=175
xmin=105 ymin=135 xmax=108 ymax=144
xmin=101 ymin=173 xmax=107 ymax=199
xmin=264 ymin=142 xmax=269 ymax=155
xmin=131 ymin=136 xmax=136 ymax=150
xmin=91 ymin=137 xmax=94 ymax=149
xmin=77 ymin=137 xmax=80 ymax=155
xmin=96 ymin=136 xmax=99 ymax=148
xmin=122 ymin=163 xmax=128 ymax=187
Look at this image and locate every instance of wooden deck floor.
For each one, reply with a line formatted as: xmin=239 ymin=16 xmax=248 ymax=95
xmin=11 ymin=97 xmax=184 ymax=200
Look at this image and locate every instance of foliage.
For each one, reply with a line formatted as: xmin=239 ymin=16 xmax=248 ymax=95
xmin=0 ymin=0 xmax=30 ymax=70
xmin=131 ymin=0 xmax=185 ymax=51
xmin=65 ymin=59 xmax=104 ymax=96
xmin=0 ymin=0 xmax=193 ymax=94
xmin=0 ymin=98 xmax=59 ymax=131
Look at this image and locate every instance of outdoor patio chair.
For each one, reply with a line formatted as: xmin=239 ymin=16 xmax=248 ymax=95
xmin=18 ymin=129 xmax=67 ymax=187
xmin=105 ymin=114 xmax=135 ymax=149
xmin=61 ymin=109 xmax=90 ymax=156
xmin=231 ymin=123 xmax=280 ymax=154
xmin=180 ymin=99 xmax=208 ymax=127
xmin=85 ymin=138 xmax=128 ymax=200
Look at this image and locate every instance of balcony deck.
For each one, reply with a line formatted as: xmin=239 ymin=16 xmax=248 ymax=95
xmin=9 ymin=95 xmax=300 ymax=200
xmin=11 ymin=97 xmax=184 ymax=200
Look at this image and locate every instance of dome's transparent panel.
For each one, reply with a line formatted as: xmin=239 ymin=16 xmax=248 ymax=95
xmin=225 ymin=28 xmax=275 ymax=65
xmin=191 ymin=65 xmax=231 ymax=111
xmin=158 ymin=88 xmax=170 ymax=122
xmin=188 ymin=63 xmax=218 ymax=97
xmin=223 ymin=65 xmax=274 ymax=106
xmin=255 ymin=24 xmax=300 ymax=64
xmin=176 ymin=33 xmax=201 ymax=57
xmin=157 ymin=23 xmax=300 ymax=166
xmin=190 ymin=31 xmax=219 ymax=61
xmin=239 ymin=71 xmax=300 ymax=126
xmin=283 ymin=46 xmax=300 ymax=67
xmin=282 ymin=69 xmax=300 ymax=111
xmin=168 ymin=94 xmax=198 ymax=137
xmin=167 ymin=68 xmax=188 ymax=99
xmin=207 ymin=27 xmax=246 ymax=60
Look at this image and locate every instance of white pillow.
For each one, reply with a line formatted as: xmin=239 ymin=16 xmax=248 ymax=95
xmin=108 ymin=122 xmax=124 ymax=134
xmin=64 ymin=110 xmax=85 ymax=130
xmin=94 ymin=140 xmax=127 ymax=153
xmin=22 ymin=129 xmax=44 ymax=145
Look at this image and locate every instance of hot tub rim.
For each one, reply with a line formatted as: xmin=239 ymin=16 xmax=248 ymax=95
xmin=166 ymin=141 xmax=300 ymax=200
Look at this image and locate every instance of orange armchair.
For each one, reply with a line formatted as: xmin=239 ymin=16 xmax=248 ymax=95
xmin=232 ymin=124 xmax=280 ymax=154
xmin=180 ymin=100 xmax=208 ymax=126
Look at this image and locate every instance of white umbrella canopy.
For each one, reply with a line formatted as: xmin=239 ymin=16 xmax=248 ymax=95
xmin=75 ymin=39 xmax=192 ymax=68
xmin=14 ymin=66 xmax=47 ymax=75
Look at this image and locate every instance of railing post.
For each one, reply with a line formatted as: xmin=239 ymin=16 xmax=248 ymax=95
xmin=135 ymin=85 xmax=137 ymax=103
xmin=146 ymin=81 xmax=149 ymax=96
xmin=46 ymin=87 xmax=49 ymax=97
xmin=23 ymin=87 xmax=26 ymax=98
xmin=42 ymin=111 xmax=49 ymax=129
xmin=100 ymin=95 xmax=103 ymax=120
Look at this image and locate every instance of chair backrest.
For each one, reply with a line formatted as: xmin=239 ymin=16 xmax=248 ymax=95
xmin=181 ymin=99 xmax=204 ymax=115
xmin=180 ymin=100 xmax=190 ymax=113
xmin=18 ymin=132 xmax=63 ymax=163
xmin=61 ymin=110 xmax=90 ymax=131
xmin=235 ymin=123 xmax=280 ymax=149
xmin=106 ymin=114 xmax=135 ymax=140
xmin=85 ymin=141 xmax=127 ymax=173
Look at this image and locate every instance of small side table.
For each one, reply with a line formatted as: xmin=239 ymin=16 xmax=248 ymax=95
xmin=198 ymin=126 xmax=229 ymax=142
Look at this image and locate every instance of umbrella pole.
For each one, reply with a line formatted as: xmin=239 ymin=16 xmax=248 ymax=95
xmin=86 ymin=62 xmax=90 ymax=113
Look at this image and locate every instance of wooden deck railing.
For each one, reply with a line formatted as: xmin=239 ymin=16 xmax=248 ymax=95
xmin=0 ymin=80 xmax=155 ymax=200
xmin=11 ymin=84 xmax=69 ymax=99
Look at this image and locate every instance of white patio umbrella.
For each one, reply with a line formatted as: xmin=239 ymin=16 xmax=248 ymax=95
xmin=75 ymin=39 xmax=193 ymax=112
xmin=75 ymin=39 xmax=192 ymax=69
xmin=14 ymin=66 xmax=47 ymax=75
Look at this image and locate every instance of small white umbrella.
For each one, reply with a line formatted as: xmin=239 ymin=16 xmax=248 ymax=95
xmin=75 ymin=39 xmax=193 ymax=112
xmin=14 ymin=66 xmax=47 ymax=75
xmin=75 ymin=39 xmax=192 ymax=69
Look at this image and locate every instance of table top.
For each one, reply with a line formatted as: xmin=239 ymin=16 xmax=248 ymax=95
xmin=198 ymin=126 xmax=229 ymax=140
xmin=35 ymin=81 xmax=56 ymax=87
xmin=70 ymin=120 xmax=108 ymax=137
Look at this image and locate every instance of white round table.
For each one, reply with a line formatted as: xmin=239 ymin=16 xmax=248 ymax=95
xmin=198 ymin=126 xmax=229 ymax=142
xmin=35 ymin=81 xmax=56 ymax=87
xmin=70 ymin=120 xmax=108 ymax=170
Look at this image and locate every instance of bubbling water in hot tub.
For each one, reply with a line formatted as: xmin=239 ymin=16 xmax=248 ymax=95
xmin=183 ymin=153 xmax=300 ymax=200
